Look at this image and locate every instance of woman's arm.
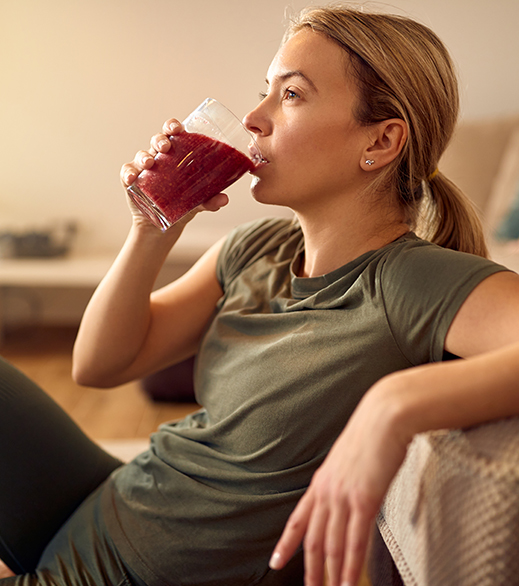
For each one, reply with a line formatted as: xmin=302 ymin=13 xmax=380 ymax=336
xmin=73 ymin=119 xmax=228 ymax=388
xmin=72 ymin=230 xmax=225 ymax=388
xmin=270 ymin=270 xmax=519 ymax=586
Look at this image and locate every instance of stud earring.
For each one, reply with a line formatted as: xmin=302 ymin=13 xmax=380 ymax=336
xmin=365 ymin=159 xmax=375 ymax=166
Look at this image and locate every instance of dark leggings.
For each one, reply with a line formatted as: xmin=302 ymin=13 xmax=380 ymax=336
xmin=0 ymin=356 xmax=122 ymax=575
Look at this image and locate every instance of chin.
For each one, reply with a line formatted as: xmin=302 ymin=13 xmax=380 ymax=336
xmin=250 ymin=177 xmax=271 ymax=204
xmin=250 ymin=176 xmax=292 ymax=208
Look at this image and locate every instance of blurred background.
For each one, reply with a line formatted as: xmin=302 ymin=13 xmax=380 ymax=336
xmin=1 ymin=0 xmax=519 ymax=328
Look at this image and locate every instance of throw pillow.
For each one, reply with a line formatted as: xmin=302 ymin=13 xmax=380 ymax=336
xmin=486 ymin=126 xmax=519 ymax=242
xmin=495 ymin=183 xmax=519 ymax=241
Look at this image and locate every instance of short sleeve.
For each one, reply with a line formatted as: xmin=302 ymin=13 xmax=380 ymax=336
xmin=381 ymin=240 xmax=509 ymax=364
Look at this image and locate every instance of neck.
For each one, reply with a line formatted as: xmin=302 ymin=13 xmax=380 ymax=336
xmin=295 ymin=200 xmax=409 ymax=278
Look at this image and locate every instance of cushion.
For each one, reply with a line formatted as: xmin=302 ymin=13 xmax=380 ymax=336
xmin=486 ymin=126 xmax=519 ymax=241
xmin=140 ymin=357 xmax=196 ymax=402
xmin=495 ymin=188 xmax=519 ymax=241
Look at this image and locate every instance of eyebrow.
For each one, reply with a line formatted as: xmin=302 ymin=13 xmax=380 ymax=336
xmin=266 ymin=70 xmax=318 ymax=93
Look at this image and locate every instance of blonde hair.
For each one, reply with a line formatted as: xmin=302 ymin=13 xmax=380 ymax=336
xmin=285 ymin=5 xmax=489 ymax=258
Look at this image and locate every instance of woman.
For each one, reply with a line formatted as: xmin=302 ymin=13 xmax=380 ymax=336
xmin=2 ymin=5 xmax=519 ymax=586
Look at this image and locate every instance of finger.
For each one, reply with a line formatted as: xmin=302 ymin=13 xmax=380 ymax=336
xmin=120 ymin=150 xmax=155 ymax=187
xmin=342 ymin=510 xmax=373 ymax=586
xmin=303 ymin=501 xmax=329 ymax=586
xmin=199 ymin=193 xmax=229 ymax=212
xmin=120 ymin=163 xmax=138 ymax=187
xmin=270 ymin=492 xmax=315 ymax=571
xmin=134 ymin=149 xmax=155 ymax=171
xmin=162 ymin=118 xmax=183 ymax=136
xmin=150 ymin=133 xmax=171 ymax=154
xmin=324 ymin=501 xmax=349 ymax=586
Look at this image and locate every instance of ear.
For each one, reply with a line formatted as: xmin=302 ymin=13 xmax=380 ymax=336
xmin=361 ymin=119 xmax=408 ymax=171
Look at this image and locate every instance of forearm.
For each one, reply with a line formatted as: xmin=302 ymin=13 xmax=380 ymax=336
xmin=379 ymin=342 xmax=519 ymax=442
xmin=72 ymin=222 xmax=184 ymax=387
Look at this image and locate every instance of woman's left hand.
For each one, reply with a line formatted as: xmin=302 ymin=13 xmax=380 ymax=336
xmin=269 ymin=379 xmax=412 ymax=586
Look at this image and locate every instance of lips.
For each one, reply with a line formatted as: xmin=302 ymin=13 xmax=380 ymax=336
xmin=248 ymin=142 xmax=269 ymax=169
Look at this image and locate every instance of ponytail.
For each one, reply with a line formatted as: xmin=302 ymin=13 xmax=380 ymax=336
xmin=417 ymin=173 xmax=489 ymax=258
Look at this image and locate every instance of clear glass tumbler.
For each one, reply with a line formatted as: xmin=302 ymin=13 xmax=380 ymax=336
xmin=127 ymin=98 xmax=263 ymax=231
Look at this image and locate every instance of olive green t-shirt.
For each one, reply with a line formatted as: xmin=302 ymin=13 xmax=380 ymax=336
xmin=102 ymin=218 xmax=506 ymax=586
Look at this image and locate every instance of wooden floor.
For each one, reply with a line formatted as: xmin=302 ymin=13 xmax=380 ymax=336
xmin=0 ymin=324 xmax=198 ymax=441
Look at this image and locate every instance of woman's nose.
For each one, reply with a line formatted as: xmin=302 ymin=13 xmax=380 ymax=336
xmin=243 ymin=102 xmax=269 ymax=137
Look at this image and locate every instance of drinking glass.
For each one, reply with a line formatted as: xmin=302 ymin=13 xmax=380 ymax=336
xmin=127 ymin=98 xmax=263 ymax=231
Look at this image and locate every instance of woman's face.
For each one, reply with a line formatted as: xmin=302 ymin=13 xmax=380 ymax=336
xmin=243 ymin=29 xmax=371 ymax=213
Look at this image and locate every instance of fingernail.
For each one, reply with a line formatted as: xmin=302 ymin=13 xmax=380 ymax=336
xmin=269 ymin=552 xmax=282 ymax=570
xmin=158 ymin=138 xmax=169 ymax=149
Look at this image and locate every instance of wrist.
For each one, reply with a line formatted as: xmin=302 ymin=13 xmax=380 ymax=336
xmin=128 ymin=216 xmax=185 ymax=250
xmin=368 ymin=371 xmax=423 ymax=447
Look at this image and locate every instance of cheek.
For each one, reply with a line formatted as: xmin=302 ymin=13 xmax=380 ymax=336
xmin=274 ymin=130 xmax=327 ymax=179
xmin=251 ymin=122 xmax=362 ymax=201
xmin=289 ymin=122 xmax=356 ymax=163
xmin=289 ymin=133 xmax=354 ymax=181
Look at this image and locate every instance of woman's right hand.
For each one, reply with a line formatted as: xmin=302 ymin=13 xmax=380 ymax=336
xmin=120 ymin=118 xmax=229 ymax=229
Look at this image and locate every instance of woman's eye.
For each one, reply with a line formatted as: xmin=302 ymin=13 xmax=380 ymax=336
xmin=284 ymin=89 xmax=299 ymax=100
xmin=258 ymin=88 xmax=299 ymax=102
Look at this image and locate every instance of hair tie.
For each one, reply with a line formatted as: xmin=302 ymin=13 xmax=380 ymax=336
xmin=428 ymin=168 xmax=439 ymax=181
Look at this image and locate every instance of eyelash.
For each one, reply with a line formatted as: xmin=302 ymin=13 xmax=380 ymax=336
xmin=258 ymin=88 xmax=300 ymax=102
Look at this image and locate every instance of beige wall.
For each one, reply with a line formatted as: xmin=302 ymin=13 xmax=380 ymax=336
xmin=1 ymin=0 xmax=519 ymax=257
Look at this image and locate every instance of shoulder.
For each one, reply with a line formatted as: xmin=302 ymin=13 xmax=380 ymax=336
xmin=378 ymin=235 xmax=510 ymax=363
xmin=380 ymin=234 xmax=506 ymax=292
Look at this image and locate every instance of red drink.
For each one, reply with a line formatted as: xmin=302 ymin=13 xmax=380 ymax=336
xmin=128 ymin=132 xmax=255 ymax=230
